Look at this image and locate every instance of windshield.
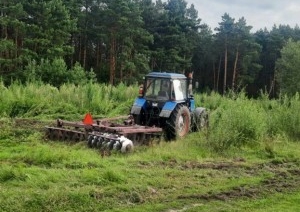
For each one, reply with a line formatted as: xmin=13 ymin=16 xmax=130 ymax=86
xmin=144 ymin=78 xmax=186 ymax=101
xmin=145 ymin=78 xmax=170 ymax=101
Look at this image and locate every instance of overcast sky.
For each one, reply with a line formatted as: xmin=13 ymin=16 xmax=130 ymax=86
xmin=185 ymin=0 xmax=300 ymax=32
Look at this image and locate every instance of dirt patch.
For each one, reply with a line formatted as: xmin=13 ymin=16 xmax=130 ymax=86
xmin=177 ymin=161 xmax=300 ymax=201
xmin=180 ymin=160 xmax=246 ymax=170
xmin=137 ymin=159 xmax=247 ymax=170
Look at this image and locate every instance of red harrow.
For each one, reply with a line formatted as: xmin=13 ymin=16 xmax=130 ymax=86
xmin=45 ymin=114 xmax=163 ymax=153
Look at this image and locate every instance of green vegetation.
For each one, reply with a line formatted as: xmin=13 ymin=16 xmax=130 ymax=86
xmin=276 ymin=40 xmax=300 ymax=96
xmin=0 ymin=82 xmax=300 ymax=211
xmin=0 ymin=80 xmax=137 ymax=119
xmin=1 ymin=0 xmax=299 ymax=209
xmin=1 ymin=0 xmax=300 ymax=97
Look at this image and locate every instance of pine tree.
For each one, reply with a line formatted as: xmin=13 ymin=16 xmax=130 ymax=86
xmin=231 ymin=17 xmax=261 ymax=91
xmin=102 ymin=0 xmax=152 ymax=84
xmin=0 ymin=1 xmax=26 ymax=81
xmin=23 ymin=0 xmax=76 ymax=61
xmin=215 ymin=13 xmax=235 ymax=94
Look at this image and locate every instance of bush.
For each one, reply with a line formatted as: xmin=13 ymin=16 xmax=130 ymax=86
xmin=265 ymin=93 xmax=300 ymax=140
xmin=207 ymin=92 xmax=267 ymax=152
xmin=24 ymin=58 xmax=93 ymax=87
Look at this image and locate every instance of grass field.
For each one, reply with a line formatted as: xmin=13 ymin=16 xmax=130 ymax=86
xmin=0 ymin=82 xmax=300 ymax=211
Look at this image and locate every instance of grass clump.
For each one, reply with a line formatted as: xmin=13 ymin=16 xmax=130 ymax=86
xmin=0 ymin=165 xmax=27 ymax=183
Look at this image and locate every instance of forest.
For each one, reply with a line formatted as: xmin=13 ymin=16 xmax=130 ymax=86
xmin=1 ymin=0 xmax=300 ymax=97
xmin=1 ymin=1 xmax=300 ymax=211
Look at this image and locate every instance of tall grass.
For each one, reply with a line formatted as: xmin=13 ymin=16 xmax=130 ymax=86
xmin=0 ymin=80 xmax=138 ymax=119
xmin=197 ymin=91 xmax=300 ymax=152
xmin=258 ymin=92 xmax=300 ymax=140
xmin=205 ymin=92 xmax=267 ymax=152
xmin=1 ymin=79 xmax=299 ymax=149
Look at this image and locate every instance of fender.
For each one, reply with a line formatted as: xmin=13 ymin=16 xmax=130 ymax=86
xmin=159 ymin=101 xmax=178 ymax=118
xmin=130 ymin=98 xmax=146 ymax=115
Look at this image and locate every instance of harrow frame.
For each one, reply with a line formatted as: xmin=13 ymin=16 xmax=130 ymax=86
xmin=45 ymin=115 xmax=163 ymax=145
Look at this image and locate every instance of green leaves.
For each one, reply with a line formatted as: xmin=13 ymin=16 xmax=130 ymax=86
xmin=276 ymin=40 xmax=300 ymax=96
xmin=24 ymin=58 xmax=93 ymax=87
xmin=24 ymin=0 xmax=76 ymax=60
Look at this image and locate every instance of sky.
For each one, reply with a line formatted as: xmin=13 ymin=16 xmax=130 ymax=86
xmin=185 ymin=0 xmax=300 ymax=32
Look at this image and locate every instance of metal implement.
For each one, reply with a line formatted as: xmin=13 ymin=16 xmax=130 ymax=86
xmin=45 ymin=115 xmax=163 ymax=152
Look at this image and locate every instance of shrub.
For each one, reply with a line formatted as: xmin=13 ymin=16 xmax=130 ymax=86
xmin=193 ymin=91 xmax=223 ymax=110
xmin=257 ymin=91 xmax=300 ymax=140
xmin=24 ymin=58 xmax=93 ymax=87
xmin=207 ymin=92 xmax=267 ymax=152
xmin=269 ymin=94 xmax=300 ymax=140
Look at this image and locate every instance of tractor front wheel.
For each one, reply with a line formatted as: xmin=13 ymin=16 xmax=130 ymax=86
xmin=165 ymin=105 xmax=191 ymax=140
xmin=132 ymin=109 xmax=145 ymax=126
xmin=191 ymin=107 xmax=209 ymax=132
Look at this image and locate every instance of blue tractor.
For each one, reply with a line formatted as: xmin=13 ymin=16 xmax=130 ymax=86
xmin=130 ymin=72 xmax=208 ymax=140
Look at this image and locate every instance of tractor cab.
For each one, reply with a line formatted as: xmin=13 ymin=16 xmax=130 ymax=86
xmin=144 ymin=77 xmax=187 ymax=101
xmin=143 ymin=72 xmax=189 ymax=102
xmin=131 ymin=72 xmax=194 ymax=127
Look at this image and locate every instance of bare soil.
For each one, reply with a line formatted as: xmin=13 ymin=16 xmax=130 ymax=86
xmin=177 ymin=160 xmax=300 ymax=201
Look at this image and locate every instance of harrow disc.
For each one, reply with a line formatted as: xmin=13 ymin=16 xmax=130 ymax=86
xmin=87 ymin=132 xmax=134 ymax=153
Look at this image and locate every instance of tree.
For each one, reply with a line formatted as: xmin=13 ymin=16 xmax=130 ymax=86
xmin=232 ymin=17 xmax=261 ymax=91
xmin=102 ymin=0 xmax=152 ymax=85
xmin=23 ymin=0 xmax=76 ymax=61
xmin=191 ymin=24 xmax=215 ymax=91
xmin=0 ymin=1 xmax=26 ymax=82
xmin=215 ymin=13 xmax=235 ymax=94
xmin=275 ymin=40 xmax=300 ymax=96
xmin=254 ymin=25 xmax=300 ymax=96
xmin=147 ymin=0 xmax=201 ymax=73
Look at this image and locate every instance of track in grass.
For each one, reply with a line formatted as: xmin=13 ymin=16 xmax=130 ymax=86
xmin=177 ymin=160 xmax=300 ymax=201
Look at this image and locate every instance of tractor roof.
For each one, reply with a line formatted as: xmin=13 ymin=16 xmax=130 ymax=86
xmin=146 ymin=72 xmax=187 ymax=79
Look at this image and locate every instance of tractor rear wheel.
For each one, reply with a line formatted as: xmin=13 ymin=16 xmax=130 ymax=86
xmin=165 ymin=105 xmax=191 ymax=140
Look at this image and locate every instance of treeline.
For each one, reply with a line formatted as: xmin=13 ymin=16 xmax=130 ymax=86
xmin=1 ymin=0 xmax=300 ymax=96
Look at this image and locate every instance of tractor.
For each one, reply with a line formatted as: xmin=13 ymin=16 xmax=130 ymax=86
xmin=130 ymin=72 xmax=208 ymax=140
xmin=45 ymin=71 xmax=208 ymax=153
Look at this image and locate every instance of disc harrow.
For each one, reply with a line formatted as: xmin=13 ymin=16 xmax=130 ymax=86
xmin=87 ymin=132 xmax=134 ymax=153
xmin=45 ymin=115 xmax=163 ymax=153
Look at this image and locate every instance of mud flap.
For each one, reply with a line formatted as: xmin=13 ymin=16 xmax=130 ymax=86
xmin=159 ymin=101 xmax=177 ymax=118
xmin=130 ymin=98 xmax=146 ymax=115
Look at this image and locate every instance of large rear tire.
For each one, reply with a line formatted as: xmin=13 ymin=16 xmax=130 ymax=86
xmin=165 ymin=105 xmax=191 ymax=140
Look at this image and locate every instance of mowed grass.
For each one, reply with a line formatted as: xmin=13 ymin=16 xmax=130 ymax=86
xmin=1 ymin=122 xmax=300 ymax=212
xmin=0 ymin=82 xmax=300 ymax=211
